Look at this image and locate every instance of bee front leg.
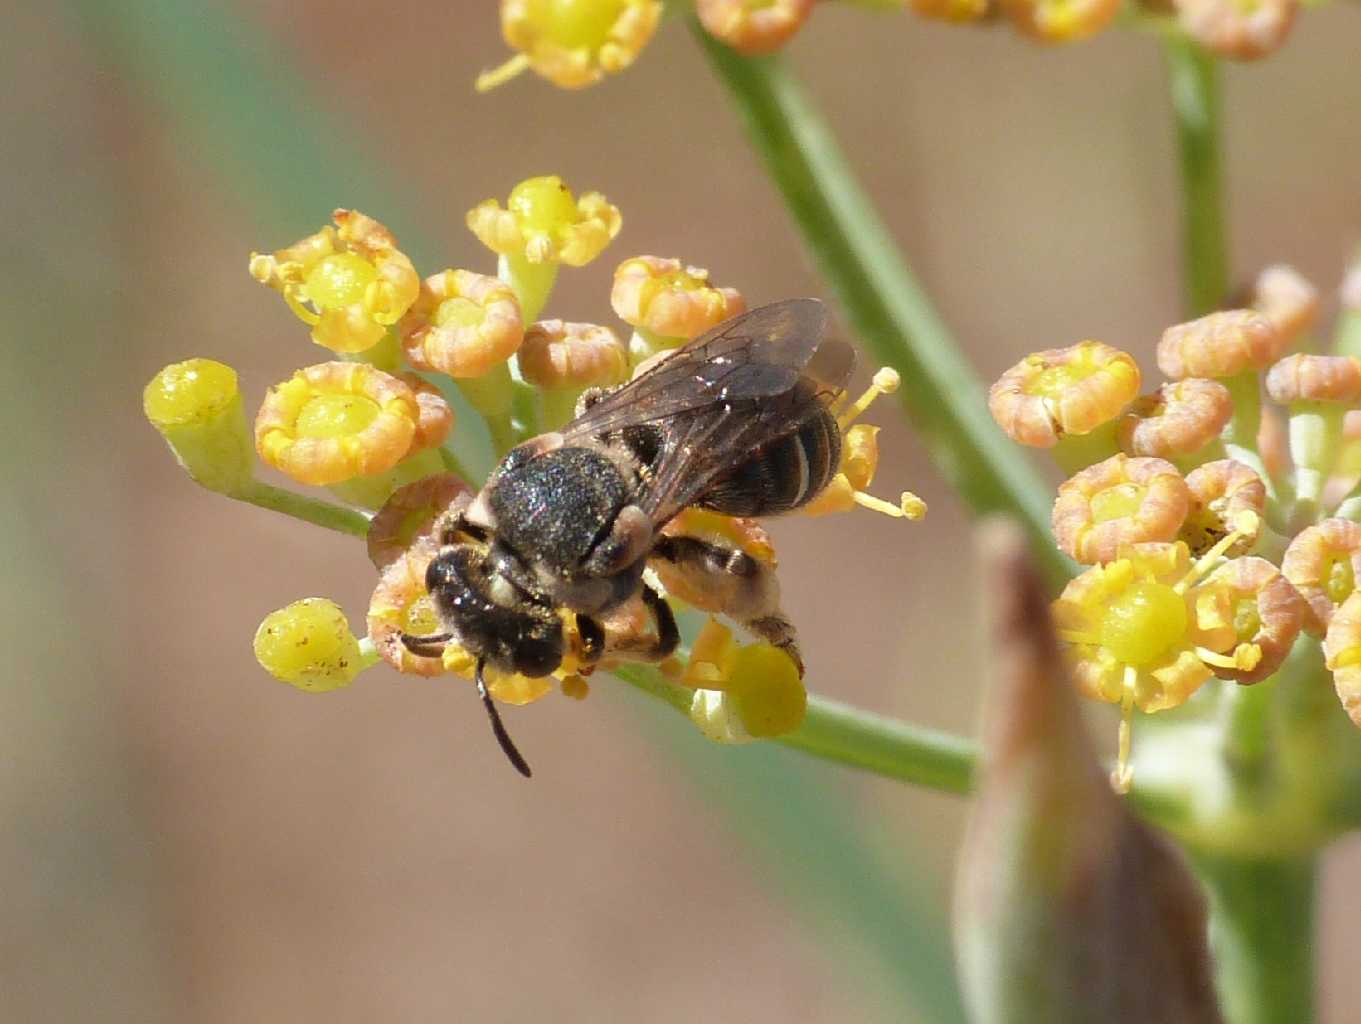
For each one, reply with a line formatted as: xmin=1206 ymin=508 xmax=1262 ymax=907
xmin=649 ymin=535 xmax=804 ymax=677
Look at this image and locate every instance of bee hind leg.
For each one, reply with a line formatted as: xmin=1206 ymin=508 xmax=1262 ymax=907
xmin=649 ymin=535 xmax=804 ymax=678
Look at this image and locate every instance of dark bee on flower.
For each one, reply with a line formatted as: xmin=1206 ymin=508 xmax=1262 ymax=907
xmin=403 ymin=298 xmax=853 ymax=775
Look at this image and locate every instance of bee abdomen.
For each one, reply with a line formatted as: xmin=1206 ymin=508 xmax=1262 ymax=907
xmin=700 ymin=409 xmax=841 ymax=517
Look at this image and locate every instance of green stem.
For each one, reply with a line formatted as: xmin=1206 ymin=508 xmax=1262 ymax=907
xmin=695 ymin=26 xmax=1069 ymax=587
xmin=1196 ymin=856 xmax=1317 ymax=1024
xmin=237 ymin=481 xmax=370 ymax=537
xmin=612 ymin=664 xmax=979 ymax=793
xmin=1165 ymin=36 xmax=1229 ymax=318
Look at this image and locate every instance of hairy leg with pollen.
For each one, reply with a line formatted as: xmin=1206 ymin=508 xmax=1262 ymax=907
xmin=650 ymin=533 xmax=804 ymax=677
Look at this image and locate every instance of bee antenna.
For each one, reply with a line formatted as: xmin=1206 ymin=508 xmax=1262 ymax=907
xmin=476 ymin=658 xmax=533 ymax=779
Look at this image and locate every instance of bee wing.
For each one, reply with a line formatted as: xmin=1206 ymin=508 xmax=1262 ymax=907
xmin=559 ymin=298 xmax=855 ymax=525
xmin=559 ymin=299 xmax=849 ymax=438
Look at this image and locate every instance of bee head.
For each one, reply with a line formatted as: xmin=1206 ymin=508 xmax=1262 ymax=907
xmin=426 ymin=543 xmax=564 ymax=678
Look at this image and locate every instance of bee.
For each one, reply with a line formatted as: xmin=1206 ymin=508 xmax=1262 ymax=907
xmin=403 ymin=298 xmax=853 ymax=776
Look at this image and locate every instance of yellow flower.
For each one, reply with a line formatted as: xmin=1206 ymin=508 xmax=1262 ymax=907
xmin=988 ymin=341 xmax=1140 ymax=448
xmin=254 ymin=598 xmax=367 ymax=692
xmin=143 ymin=358 xmax=255 ymax=495
xmin=696 ymin=0 xmax=815 ymax=55
xmin=399 ymin=269 xmax=525 ymax=379
xmin=803 ymin=368 xmax=928 ymax=520
xmin=1323 ymin=590 xmax=1361 ymax=728
xmin=611 ymin=256 xmax=746 ymax=347
xmin=249 ymin=209 xmax=419 ymax=354
xmin=1116 ymin=379 xmax=1232 ymax=461
xmin=367 ymin=473 xmax=472 ymax=570
xmin=1000 ymin=0 xmax=1120 ymax=42
xmin=1052 ymin=454 xmax=1190 ymax=565
xmin=1175 ymin=0 xmax=1297 ymax=60
xmin=1053 ymin=522 xmax=1260 ymax=788
xmin=684 ymin=619 xmax=807 ymax=741
xmin=1182 ymin=459 xmax=1266 ymax=557
xmin=1282 ymin=518 xmax=1361 ymax=635
xmin=254 ymin=362 xmax=420 ymax=486
xmin=1157 ymin=309 xmax=1283 ymax=380
xmin=467 ymin=176 xmax=621 ymax=267
xmin=478 ymin=0 xmax=663 ymax=91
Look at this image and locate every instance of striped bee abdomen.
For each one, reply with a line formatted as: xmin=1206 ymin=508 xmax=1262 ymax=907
xmin=700 ymin=408 xmax=841 ymax=517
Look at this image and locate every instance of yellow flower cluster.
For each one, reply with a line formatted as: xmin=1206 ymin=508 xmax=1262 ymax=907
xmin=990 ymin=262 xmax=1361 ymax=787
xmin=147 ymin=176 xmax=916 ymax=752
xmin=475 ymin=0 xmax=1304 ymax=93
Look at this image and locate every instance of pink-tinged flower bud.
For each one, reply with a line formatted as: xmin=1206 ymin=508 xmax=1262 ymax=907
xmin=1157 ymin=310 xmax=1282 ymax=380
xmin=518 ymin=320 xmax=629 ymax=391
xmin=1204 ymin=557 xmax=1306 ymax=683
xmin=367 ymin=473 xmax=472 ymax=570
xmin=1265 ymin=354 xmax=1361 ymax=405
xmin=1116 ymin=379 xmax=1232 ymax=460
xmin=249 ymin=210 xmax=419 ymax=354
xmin=1282 ymin=518 xmax=1361 ymax=635
xmin=1324 ymin=590 xmax=1361 ymax=728
xmin=401 ymin=374 xmax=455 ymax=454
xmin=989 ymin=341 xmax=1140 ymax=448
xmin=1000 ymin=0 xmax=1120 ymax=41
xmin=1254 ymin=264 xmax=1318 ymax=347
xmin=1176 ymin=0 xmax=1297 ymax=60
xmin=1181 ymin=460 xmax=1266 ymax=557
xmin=1053 ymin=455 xmax=1189 ymax=565
xmin=254 ymin=362 xmax=419 ymax=486
xmin=400 ymin=269 xmax=525 ymax=379
xmin=611 ymin=256 xmax=746 ymax=341
xmin=697 ymin=0 xmax=814 ymax=54
xmin=368 ymin=541 xmax=448 ymax=677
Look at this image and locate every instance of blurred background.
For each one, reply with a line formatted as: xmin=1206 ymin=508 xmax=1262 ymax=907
xmin=6 ymin=1 xmax=1361 ymax=1020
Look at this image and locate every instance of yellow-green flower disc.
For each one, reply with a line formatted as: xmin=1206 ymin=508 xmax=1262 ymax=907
xmin=728 ymin=644 xmax=807 ymax=738
xmin=253 ymin=598 xmax=363 ymax=693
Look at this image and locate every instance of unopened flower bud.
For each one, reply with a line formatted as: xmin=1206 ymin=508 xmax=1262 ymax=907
xmin=1157 ymin=309 xmax=1282 ymax=380
xmin=254 ymin=598 xmax=366 ymax=692
xmin=1253 ymin=264 xmax=1318 ymax=347
xmin=144 ymin=358 xmax=255 ymax=495
xmin=1176 ymin=0 xmax=1297 ymax=60
xmin=1116 ymin=379 xmax=1232 ymax=460
xmin=697 ymin=0 xmax=814 ymax=54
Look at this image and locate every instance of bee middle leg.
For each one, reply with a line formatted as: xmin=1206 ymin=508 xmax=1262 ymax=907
xmin=650 ymin=534 xmax=803 ymax=677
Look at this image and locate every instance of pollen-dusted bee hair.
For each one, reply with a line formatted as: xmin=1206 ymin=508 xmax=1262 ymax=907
xmin=403 ymin=299 xmax=853 ymax=776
